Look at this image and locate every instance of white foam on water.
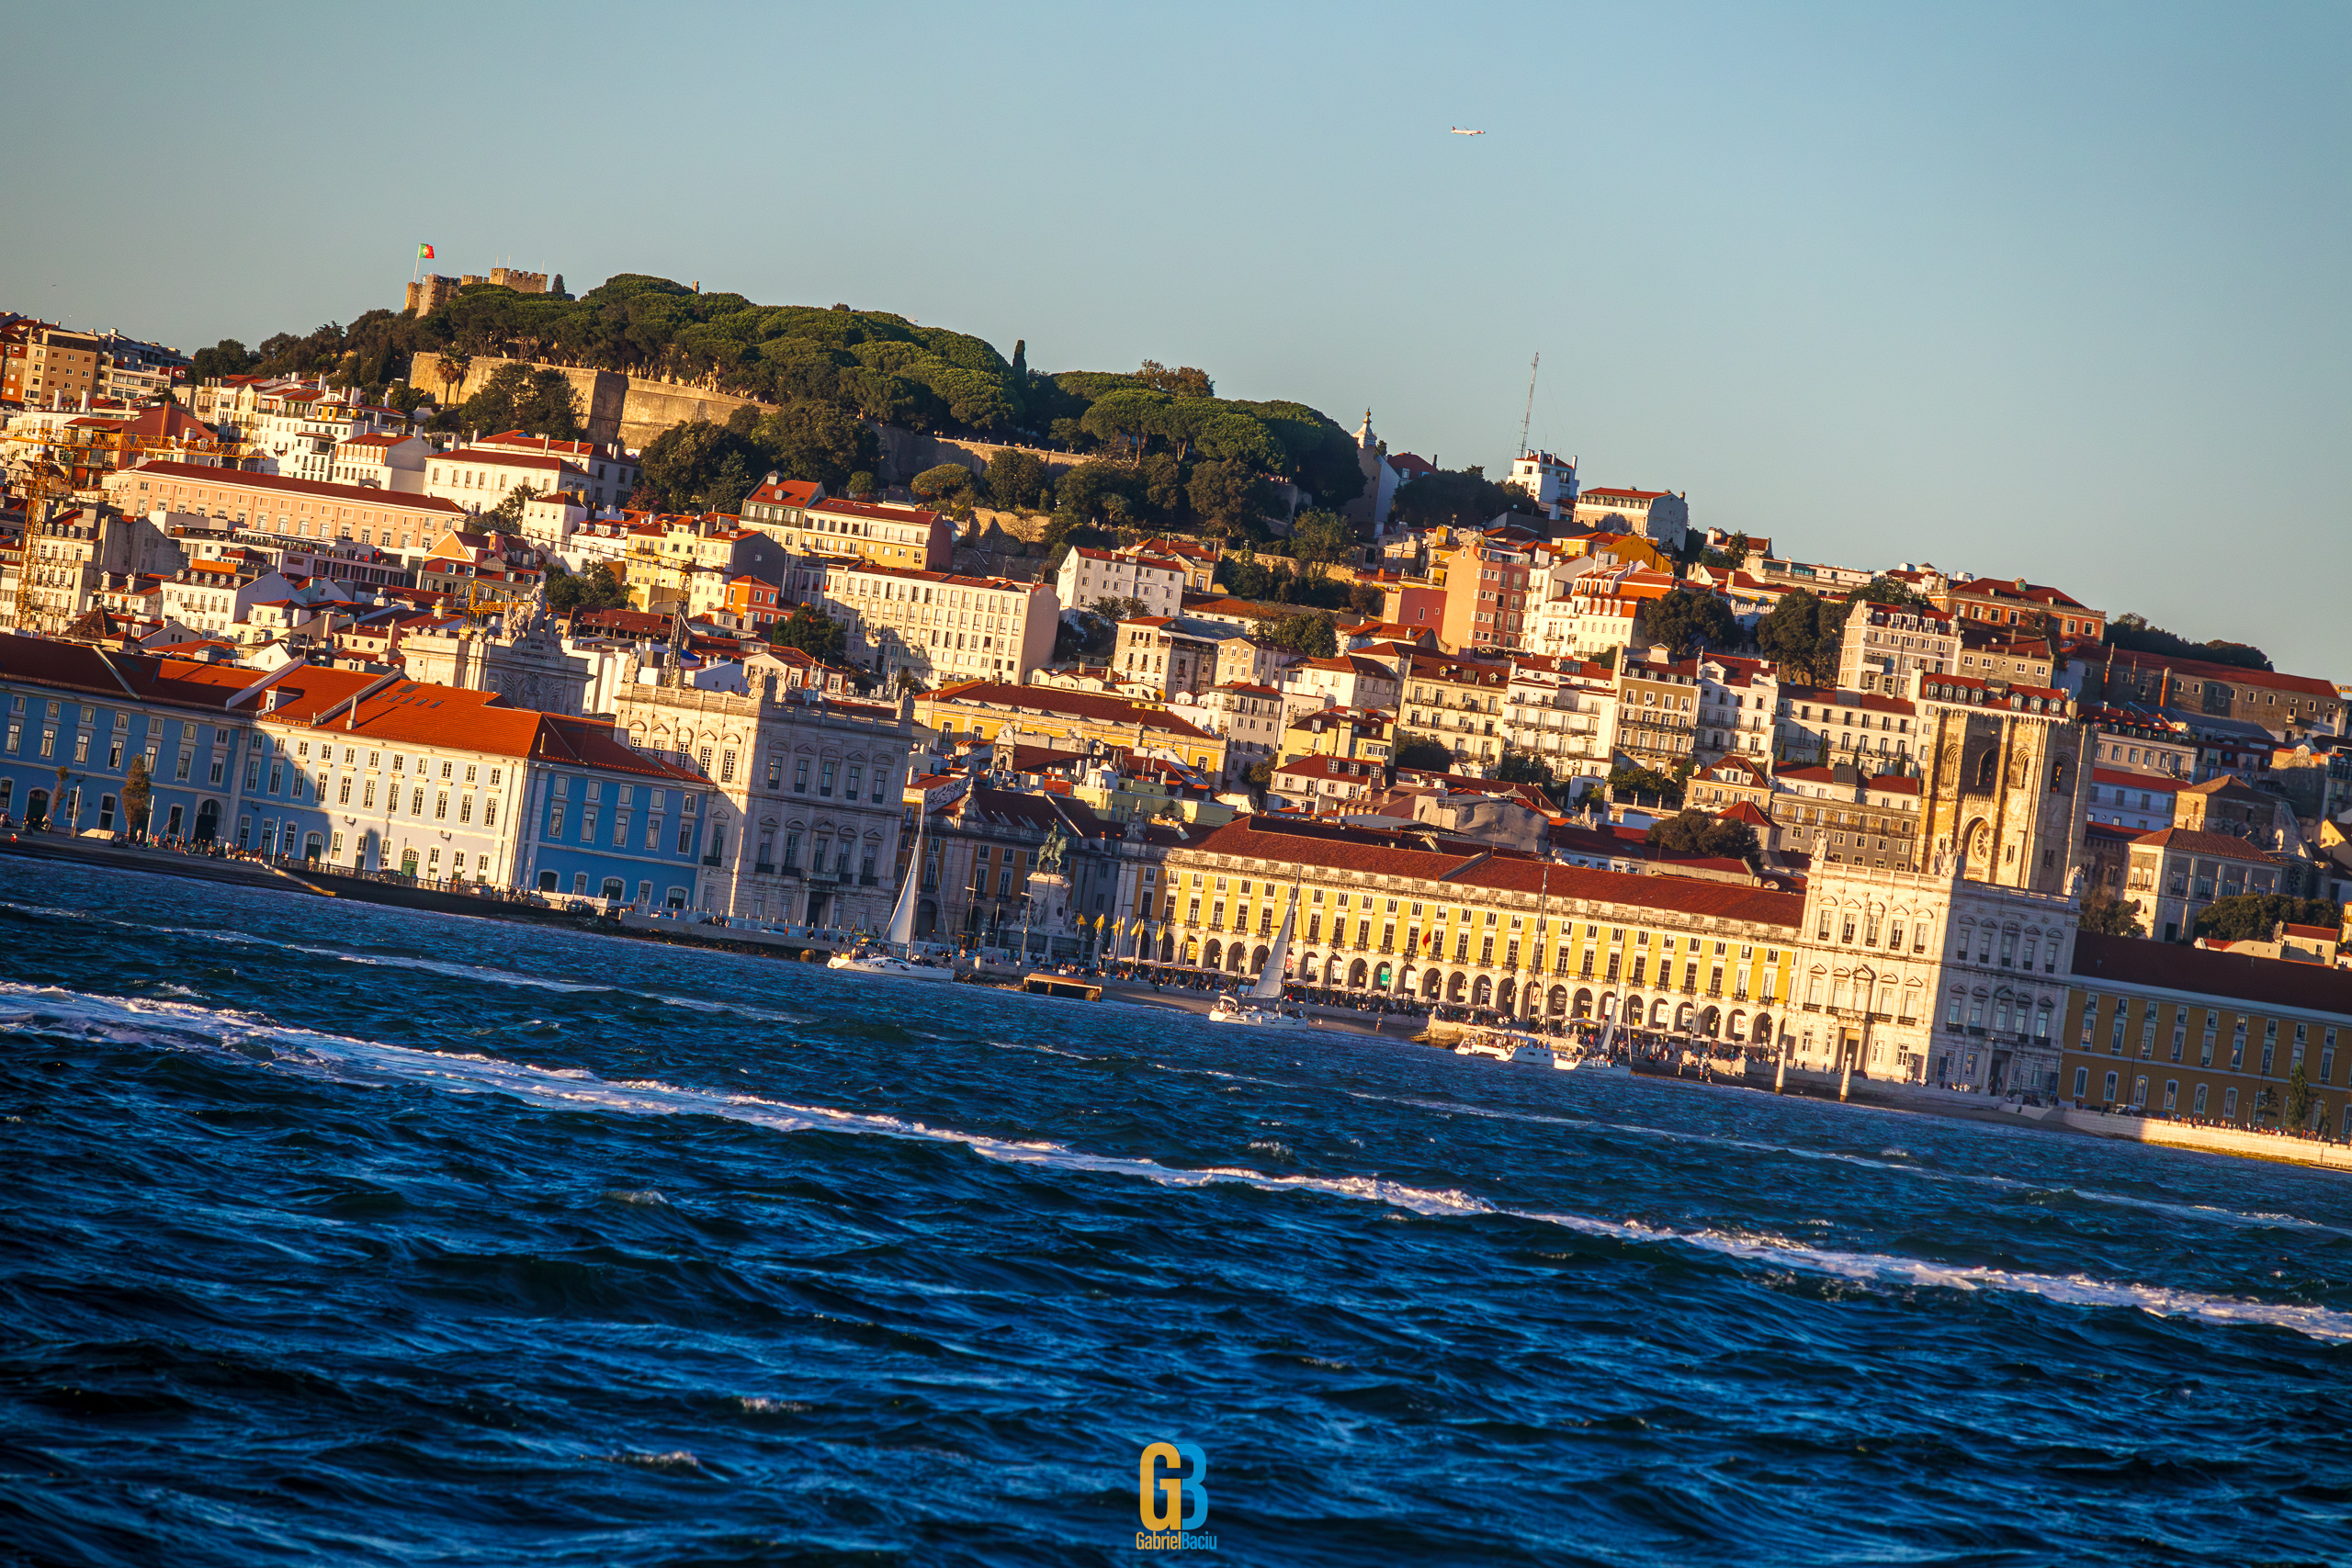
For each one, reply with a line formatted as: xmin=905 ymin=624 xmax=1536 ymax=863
xmin=7 ymin=982 xmax=2348 ymax=1344
xmin=1353 ymin=1089 xmax=2340 ymax=1235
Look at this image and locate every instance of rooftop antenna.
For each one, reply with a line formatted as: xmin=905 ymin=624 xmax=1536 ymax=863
xmin=1517 ymin=350 xmax=1540 ymax=459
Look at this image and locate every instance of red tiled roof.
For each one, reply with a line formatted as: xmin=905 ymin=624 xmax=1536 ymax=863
xmin=2092 ymin=768 xmax=2185 ymax=793
xmin=2128 ymin=827 xmax=2278 ymax=863
xmin=2072 ymin=931 xmax=2352 ymax=1015
xmin=2097 ymin=647 xmax=2339 ymax=704
xmin=744 ymin=477 xmax=822 ymax=507
xmin=431 ymin=447 xmax=582 ymax=474
xmin=922 ymin=680 xmax=1216 ymax=740
xmin=809 ymin=497 xmax=941 ymax=525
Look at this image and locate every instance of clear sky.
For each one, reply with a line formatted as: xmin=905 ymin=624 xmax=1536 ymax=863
xmin=8 ymin=3 xmax=2345 ymax=676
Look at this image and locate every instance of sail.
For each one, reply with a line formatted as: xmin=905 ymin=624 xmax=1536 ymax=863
xmin=887 ymin=811 xmax=924 ymax=947
xmin=1249 ymin=901 xmax=1294 ymax=999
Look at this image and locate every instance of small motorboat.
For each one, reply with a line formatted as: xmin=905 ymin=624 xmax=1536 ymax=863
xmin=1454 ymin=1026 xmax=1552 ymax=1065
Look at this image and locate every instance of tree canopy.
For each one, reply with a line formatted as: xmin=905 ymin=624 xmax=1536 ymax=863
xmin=2077 ymin=886 xmax=2143 ymax=938
xmin=1263 ymin=611 xmax=1339 ymax=658
xmin=545 ymin=561 xmax=629 ymax=615
xmin=459 ymin=363 xmax=582 ymax=439
xmin=2192 ymin=894 xmax=2341 ymax=943
xmin=1757 ymin=590 xmax=1842 ymax=685
xmin=1393 ymin=737 xmax=1453 ymax=771
xmin=1643 ymin=586 xmax=1742 ymax=656
xmin=770 ymin=603 xmax=846 ymax=663
xmin=1645 ymin=808 xmax=1758 ymax=860
xmin=2107 ymin=613 xmax=2272 ymax=671
xmin=1389 ymin=467 xmax=1536 ymax=529
xmin=1608 ymin=763 xmax=1685 ymax=808
xmin=633 ymin=409 xmax=878 ymax=513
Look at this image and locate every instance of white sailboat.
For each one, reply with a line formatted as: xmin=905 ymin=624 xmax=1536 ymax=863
xmin=829 ymin=808 xmax=955 ymax=983
xmin=1555 ymin=1014 xmax=1631 ymax=1074
xmin=1208 ymin=895 xmax=1310 ymax=1029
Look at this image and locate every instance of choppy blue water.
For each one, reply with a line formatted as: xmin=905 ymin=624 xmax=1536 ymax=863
xmin=2 ymin=860 xmax=2347 ymax=1566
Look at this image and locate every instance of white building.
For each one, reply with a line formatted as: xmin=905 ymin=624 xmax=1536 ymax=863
xmin=1057 ymin=546 xmax=1187 ymax=617
xmin=820 ymin=561 xmax=1058 ymax=686
xmin=425 ymin=446 xmax=594 ymax=514
xmin=1572 ymin=487 xmax=1690 ymax=550
xmin=248 ymin=389 xmax=408 ymax=485
xmin=1503 ymin=449 xmax=1577 ymax=520
xmin=1694 ymin=656 xmax=1781 ymax=765
xmin=1501 ymin=655 xmax=1617 ymax=771
xmin=332 ymin=432 xmax=432 ymax=492
xmin=1837 ymin=602 xmax=1959 ymax=695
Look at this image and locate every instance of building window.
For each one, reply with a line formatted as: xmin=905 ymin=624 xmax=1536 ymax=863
xmin=794 ymin=758 xmax=810 ymax=794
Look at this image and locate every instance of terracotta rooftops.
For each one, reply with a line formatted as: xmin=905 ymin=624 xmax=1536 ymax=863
xmin=432 ymin=446 xmax=581 ymax=473
xmin=744 ymin=477 xmax=822 ymax=507
xmin=2128 ymin=828 xmax=2279 ymax=863
xmin=808 ymin=497 xmax=941 ymax=525
xmin=923 ymin=680 xmax=1215 ymax=739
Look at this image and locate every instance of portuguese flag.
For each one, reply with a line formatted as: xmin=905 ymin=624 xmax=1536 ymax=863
xmin=417 ymin=243 xmax=435 ymax=260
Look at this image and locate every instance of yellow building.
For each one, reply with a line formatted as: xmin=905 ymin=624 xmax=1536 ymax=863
xmin=912 ymin=681 xmax=1228 ymax=779
xmin=1134 ymin=814 xmax=1801 ymax=1029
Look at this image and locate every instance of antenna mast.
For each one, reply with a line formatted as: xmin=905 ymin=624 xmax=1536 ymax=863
xmin=1517 ymin=351 xmax=1540 ymax=459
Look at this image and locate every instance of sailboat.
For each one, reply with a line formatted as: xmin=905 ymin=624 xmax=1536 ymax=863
xmin=1208 ymin=891 xmax=1310 ymax=1030
xmin=828 ymin=807 xmax=955 ymax=983
xmin=1555 ymin=1013 xmax=1631 ymax=1074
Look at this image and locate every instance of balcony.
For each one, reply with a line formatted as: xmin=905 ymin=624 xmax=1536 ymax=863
xmin=754 ymin=861 xmax=776 ymax=874
xmin=701 ymin=853 xmax=722 ymax=866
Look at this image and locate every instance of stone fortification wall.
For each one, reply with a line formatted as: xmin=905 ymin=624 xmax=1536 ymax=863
xmin=407 ymin=354 xmax=767 ymax=450
xmin=408 ymin=353 xmax=1093 ymax=484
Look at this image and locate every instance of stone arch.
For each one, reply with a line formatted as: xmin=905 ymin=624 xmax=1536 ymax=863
xmin=1251 ymin=944 xmax=1270 ymax=973
xmin=1347 ymin=958 xmax=1370 ymax=989
xmin=1496 ymin=977 xmax=1517 ymax=1014
xmin=1752 ymin=1012 xmax=1773 ymax=1043
xmin=1675 ymin=1000 xmax=1695 ymax=1031
xmin=1573 ymin=987 xmax=1594 ymax=1019
xmin=1203 ymin=939 xmax=1222 ymax=969
xmin=1649 ymin=998 xmax=1672 ymax=1028
xmin=1700 ymin=1005 xmax=1721 ymax=1037
xmin=1447 ymin=971 xmax=1467 ymax=1002
xmin=1229 ymin=944 xmax=1252 ymax=975
xmin=1422 ymin=969 xmax=1443 ymax=999
xmin=1548 ymin=985 xmax=1568 ymax=1016
xmin=1471 ymin=975 xmax=1493 ymax=1007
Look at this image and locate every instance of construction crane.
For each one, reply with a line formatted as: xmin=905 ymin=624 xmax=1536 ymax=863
xmin=2 ymin=422 xmax=255 ymax=636
xmin=1516 ymin=350 xmax=1540 ymax=460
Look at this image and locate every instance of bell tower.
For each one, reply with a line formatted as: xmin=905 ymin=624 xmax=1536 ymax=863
xmin=1915 ymin=674 xmax=2089 ymax=895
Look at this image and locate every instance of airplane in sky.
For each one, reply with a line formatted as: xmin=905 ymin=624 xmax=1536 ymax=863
xmin=1450 ymin=126 xmax=1486 ymax=136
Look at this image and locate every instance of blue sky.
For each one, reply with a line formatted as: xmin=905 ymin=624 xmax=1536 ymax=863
xmin=9 ymin=3 xmax=2345 ymax=676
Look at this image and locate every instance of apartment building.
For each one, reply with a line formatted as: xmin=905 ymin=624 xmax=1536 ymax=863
xmin=1396 ymin=654 xmax=1514 ymax=773
xmin=1775 ymin=686 xmax=1921 ymax=772
xmin=910 ymin=682 xmax=1227 ymax=781
xmin=1439 ymin=536 xmax=1540 ymax=653
xmin=107 ymin=462 xmax=469 ymax=558
xmin=1057 ymin=546 xmax=1186 ymax=616
xmin=2123 ymin=829 xmax=2285 ymax=942
xmin=424 ymin=446 xmax=594 ymax=513
xmin=1501 ymin=654 xmax=1617 ymax=772
xmin=821 ymin=563 xmax=1056 ymax=685
xmin=1570 ymin=487 xmax=1690 ymax=549
xmin=1935 ymin=574 xmax=2104 ymax=641
xmin=475 ymin=431 xmax=640 ymax=512
xmin=1772 ymin=766 xmax=1923 ymax=870
xmin=1693 ymin=656 xmax=1780 ymax=765
xmin=746 ymin=496 xmax=954 ymax=572
xmin=1836 ymin=603 xmax=1957 ymax=694
xmin=1612 ymin=657 xmax=1702 ymax=771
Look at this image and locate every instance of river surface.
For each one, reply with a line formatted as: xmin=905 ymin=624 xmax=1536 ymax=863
xmin=2 ymin=859 xmax=2347 ymax=1566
